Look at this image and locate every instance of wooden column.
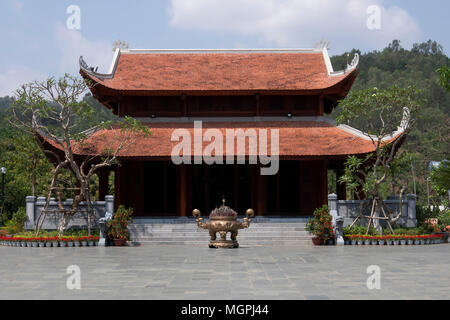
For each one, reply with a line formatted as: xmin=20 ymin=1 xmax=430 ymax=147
xmin=336 ymin=162 xmax=347 ymax=200
xmin=97 ymin=168 xmax=109 ymax=201
xmin=177 ymin=164 xmax=187 ymax=216
xmin=321 ymin=160 xmax=328 ymax=206
xmin=252 ymin=165 xmax=266 ymax=216
xmin=114 ymin=165 xmax=122 ymax=212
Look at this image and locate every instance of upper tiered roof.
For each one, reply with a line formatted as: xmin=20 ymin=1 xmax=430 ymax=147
xmin=80 ymin=48 xmax=359 ymax=95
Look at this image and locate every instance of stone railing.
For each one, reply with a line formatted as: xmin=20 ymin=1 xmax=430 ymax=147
xmin=328 ymin=193 xmax=417 ymax=229
xmin=25 ymin=195 xmax=114 ymax=230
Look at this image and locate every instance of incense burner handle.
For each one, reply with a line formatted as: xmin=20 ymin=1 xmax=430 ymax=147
xmin=241 ymin=208 xmax=254 ymax=229
xmin=193 ymin=209 xmax=208 ymax=229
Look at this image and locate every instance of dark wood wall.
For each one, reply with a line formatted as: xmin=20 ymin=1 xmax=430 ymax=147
xmin=114 ymin=160 xmax=327 ymax=216
xmin=118 ymin=95 xmax=322 ymax=117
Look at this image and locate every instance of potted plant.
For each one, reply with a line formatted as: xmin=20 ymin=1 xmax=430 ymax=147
xmin=107 ymin=205 xmax=134 ymax=246
xmin=399 ymin=235 xmax=406 ymax=245
xmin=38 ymin=237 xmax=45 ymax=247
xmin=80 ymin=236 xmax=88 ymax=247
xmin=31 ymin=237 xmax=39 ymax=247
xmin=66 ymin=237 xmax=74 ymax=247
xmin=406 ymin=236 xmax=414 ymax=245
xmin=378 ymin=236 xmax=385 ymax=245
xmin=87 ymin=235 xmax=98 ymax=246
xmin=73 ymin=237 xmax=81 ymax=247
xmin=52 ymin=236 xmax=59 ymax=247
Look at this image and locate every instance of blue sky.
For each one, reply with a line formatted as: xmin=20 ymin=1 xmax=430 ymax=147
xmin=0 ymin=0 xmax=449 ymax=96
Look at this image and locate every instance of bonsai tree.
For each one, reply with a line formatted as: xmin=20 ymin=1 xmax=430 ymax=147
xmin=11 ymin=74 xmax=149 ymax=236
xmin=306 ymin=205 xmax=334 ymax=244
xmin=106 ymin=205 xmax=133 ymax=241
xmin=336 ymin=86 xmax=423 ymax=234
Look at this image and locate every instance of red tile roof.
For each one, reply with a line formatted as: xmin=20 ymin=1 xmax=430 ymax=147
xmin=80 ymin=50 xmax=358 ymax=93
xmin=38 ymin=121 xmax=402 ymax=159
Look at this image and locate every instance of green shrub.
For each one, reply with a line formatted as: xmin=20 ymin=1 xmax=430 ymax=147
xmin=438 ymin=210 xmax=450 ymax=226
xmin=107 ymin=205 xmax=133 ymax=240
xmin=1 ymin=207 xmax=27 ymax=234
xmin=343 ymin=225 xmax=379 ymax=236
xmin=416 ymin=206 xmax=440 ymax=225
xmin=306 ymin=205 xmax=334 ymax=241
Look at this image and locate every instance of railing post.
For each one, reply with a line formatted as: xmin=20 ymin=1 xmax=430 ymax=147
xmin=328 ymin=193 xmax=344 ymax=245
xmin=25 ymin=196 xmax=36 ymax=229
xmin=406 ymin=194 xmax=417 ymax=227
xmin=105 ymin=195 xmax=114 ymax=215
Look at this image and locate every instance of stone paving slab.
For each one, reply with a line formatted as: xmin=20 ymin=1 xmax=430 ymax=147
xmin=0 ymin=244 xmax=449 ymax=300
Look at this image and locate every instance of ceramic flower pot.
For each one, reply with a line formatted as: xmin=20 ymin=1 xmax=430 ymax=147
xmin=378 ymin=240 xmax=385 ymax=245
xmin=32 ymin=242 xmax=38 ymax=247
xmin=52 ymin=241 xmax=59 ymax=247
xmin=351 ymin=240 xmax=356 ymax=245
xmin=357 ymin=240 xmax=363 ymax=245
xmin=45 ymin=242 xmax=51 ymax=247
xmin=39 ymin=242 xmax=45 ymax=247
xmin=74 ymin=241 xmax=80 ymax=247
xmin=407 ymin=239 xmax=413 ymax=245
xmin=113 ymin=239 xmax=127 ymax=246
xmin=67 ymin=241 xmax=74 ymax=247
xmin=400 ymin=240 xmax=406 ymax=245
xmin=364 ymin=240 xmax=370 ymax=245
xmin=81 ymin=241 xmax=87 ymax=247
xmin=87 ymin=241 xmax=94 ymax=246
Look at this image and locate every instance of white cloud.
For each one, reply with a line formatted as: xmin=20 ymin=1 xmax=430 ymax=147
xmin=55 ymin=23 xmax=113 ymax=74
xmin=11 ymin=0 xmax=24 ymax=12
xmin=168 ymin=0 xmax=421 ymax=52
xmin=0 ymin=65 xmax=45 ymax=97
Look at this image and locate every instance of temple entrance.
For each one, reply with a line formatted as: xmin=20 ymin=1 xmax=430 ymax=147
xmin=115 ymin=160 xmax=327 ymax=216
xmin=191 ymin=164 xmax=252 ymax=215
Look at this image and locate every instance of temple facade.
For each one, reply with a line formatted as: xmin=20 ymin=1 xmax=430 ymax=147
xmin=39 ymin=47 xmax=401 ymax=217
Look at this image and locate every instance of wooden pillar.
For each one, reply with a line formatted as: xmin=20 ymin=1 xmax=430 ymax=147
xmin=114 ymin=165 xmax=122 ymax=212
xmin=177 ymin=164 xmax=187 ymax=216
xmin=276 ymin=168 xmax=281 ymax=213
xmin=234 ymin=165 xmax=239 ymax=210
xmin=321 ymin=160 xmax=328 ymax=206
xmin=336 ymin=162 xmax=347 ymax=200
xmin=163 ymin=162 xmax=168 ymax=214
xmin=253 ymin=165 xmax=266 ymax=216
xmin=97 ymin=168 xmax=109 ymax=201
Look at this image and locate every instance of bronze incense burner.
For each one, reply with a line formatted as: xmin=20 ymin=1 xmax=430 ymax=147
xmin=193 ymin=199 xmax=254 ymax=248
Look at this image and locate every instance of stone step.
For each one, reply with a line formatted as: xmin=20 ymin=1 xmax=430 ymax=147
xmin=132 ymin=232 xmax=310 ymax=238
xmin=131 ymin=217 xmax=310 ymax=224
xmin=129 ymin=224 xmax=307 ymax=230
xmin=133 ymin=240 xmax=312 ymax=246
xmin=131 ymin=234 xmax=311 ymax=241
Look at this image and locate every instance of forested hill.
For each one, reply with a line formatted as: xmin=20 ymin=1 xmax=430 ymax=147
xmin=330 ymin=39 xmax=450 ymax=163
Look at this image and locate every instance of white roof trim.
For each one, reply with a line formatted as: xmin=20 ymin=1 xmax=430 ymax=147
xmin=119 ymin=48 xmax=323 ymax=54
xmin=338 ymin=124 xmax=404 ymax=141
xmin=108 ymin=48 xmax=121 ymax=74
xmin=322 ymin=47 xmax=334 ymax=74
xmin=329 ymin=53 xmax=359 ymax=77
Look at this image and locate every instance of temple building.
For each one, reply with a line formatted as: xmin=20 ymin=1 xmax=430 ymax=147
xmin=39 ymin=47 xmax=402 ymax=217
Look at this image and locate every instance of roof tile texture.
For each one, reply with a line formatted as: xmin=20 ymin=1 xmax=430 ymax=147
xmin=87 ymin=52 xmax=352 ymax=92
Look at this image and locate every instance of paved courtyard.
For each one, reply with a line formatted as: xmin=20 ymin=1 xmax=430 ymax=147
xmin=0 ymin=243 xmax=449 ymax=300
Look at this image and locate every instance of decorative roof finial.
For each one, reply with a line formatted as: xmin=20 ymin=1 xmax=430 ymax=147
xmin=222 ymin=196 xmax=226 ymax=206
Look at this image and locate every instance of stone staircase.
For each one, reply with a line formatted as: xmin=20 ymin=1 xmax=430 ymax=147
xmin=128 ymin=217 xmax=312 ymax=246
